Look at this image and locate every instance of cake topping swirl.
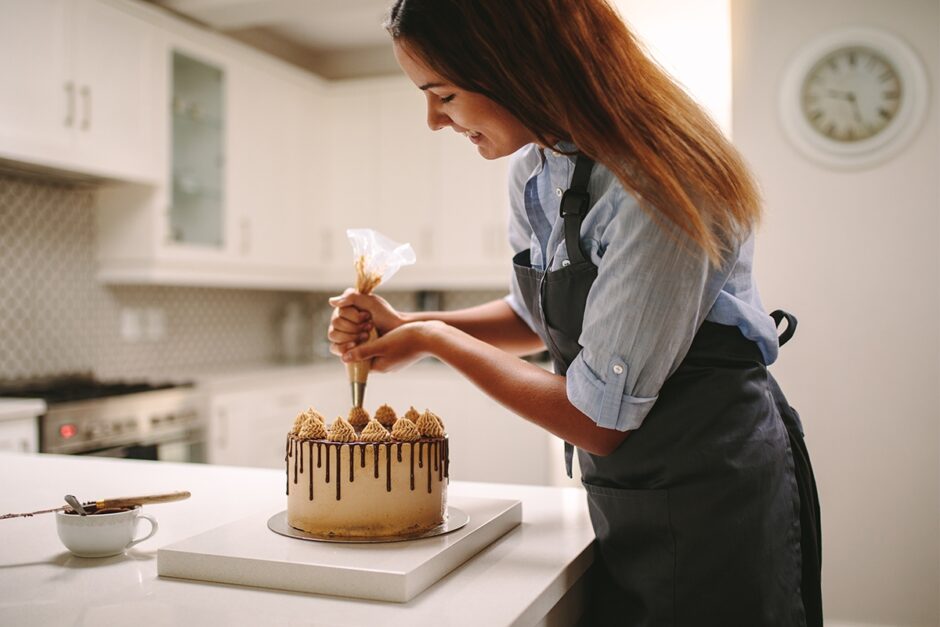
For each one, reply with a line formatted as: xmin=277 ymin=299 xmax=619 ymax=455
xmin=298 ymin=416 xmax=328 ymax=440
xmin=359 ymin=418 xmax=392 ymax=442
xmin=403 ymin=406 xmax=421 ymax=423
xmin=304 ymin=408 xmax=326 ymax=424
xmin=375 ymin=403 xmax=397 ymax=427
xmin=416 ymin=410 xmax=445 ymax=437
xmin=327 ymin=417 xmax=357 ymax=442
xmin=291 ymin=411 xmax=307 ymax=435
xmin=348 ymin=406 xmax=370 ymax=429
xmin=391 ymin=417 xmax=421 ymax=442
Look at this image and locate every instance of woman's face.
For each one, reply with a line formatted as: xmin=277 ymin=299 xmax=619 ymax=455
xmin=393 ymin=41 xmax=537 ymax=159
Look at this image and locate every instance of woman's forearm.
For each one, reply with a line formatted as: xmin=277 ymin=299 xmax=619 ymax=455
xmin=419 ymin=322 xmax=629 ymax=456
xmin=404 ymin=299 xmax=545 ymax=357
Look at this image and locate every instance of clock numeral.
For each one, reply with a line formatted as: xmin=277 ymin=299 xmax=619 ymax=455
xmin=883 ymin=90 xmax=900 ymax=100
xmin=878 ymin=108 xmax=892 ymax=120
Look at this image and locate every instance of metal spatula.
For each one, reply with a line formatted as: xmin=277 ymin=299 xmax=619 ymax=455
xmin=1 ymin=490 xmax=191 ymax=519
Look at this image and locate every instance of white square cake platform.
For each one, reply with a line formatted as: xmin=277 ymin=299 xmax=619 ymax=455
xmin=157 ymin=496 xmax=522 ymax=603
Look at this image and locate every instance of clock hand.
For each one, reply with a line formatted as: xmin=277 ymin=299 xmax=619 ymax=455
xmin=846 ymin=92 xmax=863 ymax=124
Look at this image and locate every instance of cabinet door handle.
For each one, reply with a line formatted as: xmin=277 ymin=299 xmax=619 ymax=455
xmin=64 ymin=81 xmax=75 ymax=128
xmin=79 ymin=85 xmax=92 ymax=131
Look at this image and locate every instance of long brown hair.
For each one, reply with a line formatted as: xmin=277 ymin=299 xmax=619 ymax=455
xmin=385 ymin=0 xmax=761 ymax=265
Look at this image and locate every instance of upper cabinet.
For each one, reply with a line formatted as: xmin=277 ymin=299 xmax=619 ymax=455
xmin=324 ymin=77 xmax=511 ymax=290
xmin=95 ymin=4 xmax=330 ymax=289
xmin=1 ymin=0 xmax=512 ymax=291
xmin=0 ymin=0 xmax=158 ymax=182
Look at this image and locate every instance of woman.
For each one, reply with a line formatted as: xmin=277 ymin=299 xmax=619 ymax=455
xmin=329 ymin=1 xmax=822 ymax=625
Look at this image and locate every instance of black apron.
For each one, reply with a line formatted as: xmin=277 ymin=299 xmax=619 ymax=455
xmin=512 ymin=154 xmax=822 ymax=626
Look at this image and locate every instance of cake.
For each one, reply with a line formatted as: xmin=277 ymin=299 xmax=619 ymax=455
xmin=286 ymin=405 xmax=449 ymax=538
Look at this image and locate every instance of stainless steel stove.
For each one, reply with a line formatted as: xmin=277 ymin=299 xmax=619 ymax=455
xmin=0 ymin=374 xmax=205 ymax=462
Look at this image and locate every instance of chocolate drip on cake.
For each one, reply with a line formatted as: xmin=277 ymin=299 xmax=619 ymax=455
xmin=285 ymin=438 xmax=291 ymax=495
xmin=289 ymin=435 xmax=449 ymax=502
xmin=373 ymin=443 xmax=380 ymax=479
xmin=426 ymin=441 xmax=433 ymax=493
xmin=325 ymin=444 xmax=331 ymax=483
xmin=293 ymin=439 xmax=299 ymax=485
xmin=385 ymin=443 xmax=392 ymax=492
xmin=349 ymin=444 xmax=355 ymax=483
xmin=335 ymin=444 xmax=342 ymax=501
xmin=308 ymin=442 xmax=314 ymax=500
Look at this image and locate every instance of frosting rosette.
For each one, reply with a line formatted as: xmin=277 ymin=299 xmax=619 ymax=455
xmin=304 ymin=408 xmax=326 ymax=424
xmin=402 ymin=406 xmax=421 ymax=423
xmin=375 ymin=403 xmax=397 ymax=427
xmin=298 ymin=416 xmax=328 ymax=440
xmin=359 ymin=418 xmax=392 ymax=442
xmin=291 ymin=411 xmax=306 ymax=435
xmin=391 ymin=417 xmax=421 ymax=442
xmin=327 ymin=417 xmax=357 ymax=442
xmin=348 ymin=406 xmax=370 ymax=429
xmin=416 ymin=410 xmax=445 ymax=437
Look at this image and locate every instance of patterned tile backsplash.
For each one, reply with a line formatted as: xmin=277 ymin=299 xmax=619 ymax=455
xmin=0 ymin=173 xmax=505 ymax=382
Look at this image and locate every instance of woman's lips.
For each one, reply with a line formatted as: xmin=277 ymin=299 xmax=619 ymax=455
xmin=463 ymin=130 xmax=482 ymax=145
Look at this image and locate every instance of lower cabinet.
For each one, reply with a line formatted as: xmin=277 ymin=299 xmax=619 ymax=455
xmin=207 ymin=382 xmax=313 ymax=469
xmin=0 ymin=418 xmax=39 ymax=454
xmin=204 ymin=365 xmax=556 ymax=485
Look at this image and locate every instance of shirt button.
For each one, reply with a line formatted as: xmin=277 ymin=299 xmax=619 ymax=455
xmin=555 ymin=187 xmax=563 ymax=197
xmin=612 ymin=364 xmax=624 ymax=375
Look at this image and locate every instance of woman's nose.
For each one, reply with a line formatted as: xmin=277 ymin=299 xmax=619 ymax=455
xmin=426 ymin=103 xmax=450 ymax=131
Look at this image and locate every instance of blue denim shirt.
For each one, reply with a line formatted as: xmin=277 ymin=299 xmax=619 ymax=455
xmin=505 ymin=143 xmax=780 ymax=431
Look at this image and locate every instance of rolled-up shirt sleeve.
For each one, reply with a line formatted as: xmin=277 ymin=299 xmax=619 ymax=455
xmin=565 ymin=187 xmax=733 ymax=432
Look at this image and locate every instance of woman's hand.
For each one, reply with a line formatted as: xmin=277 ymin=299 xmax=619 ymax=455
xmin=327 ymin=289 xmax=407 ymax=357
xmin=340 ymin=320 xmax=446 ymax=373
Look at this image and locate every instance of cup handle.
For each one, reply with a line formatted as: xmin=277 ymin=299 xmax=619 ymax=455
xmin=125 ymin=513 xmax=159 ymax=549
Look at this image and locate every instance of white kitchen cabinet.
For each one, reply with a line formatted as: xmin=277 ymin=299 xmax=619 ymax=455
xmin=325 ymin=76 xmax=513 ymax=290
xmin=0 ymin=0 xmax=158 ymax=183
xmin=227 ymin=59 xmax=325 ymax=278
xmin=0 ymin=418 xmax=39 ymax=454
xmin=95 ymin=1 xmax=330 ymax=290
xmin=208 ymin=382 xmax=314 ymax=469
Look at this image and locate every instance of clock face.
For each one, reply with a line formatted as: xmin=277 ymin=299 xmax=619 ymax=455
xmin=800 ymin=46 xmax=902 ymax=143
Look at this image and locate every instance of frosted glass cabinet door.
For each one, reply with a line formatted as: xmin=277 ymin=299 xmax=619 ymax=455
xmin=169 ymin=50 xmax=226 ymax=248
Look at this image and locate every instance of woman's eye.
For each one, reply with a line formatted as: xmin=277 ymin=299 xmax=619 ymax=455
xmin=440 ymin=94 xmax=456 ymax=104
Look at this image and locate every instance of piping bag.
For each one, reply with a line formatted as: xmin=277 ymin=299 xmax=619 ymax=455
xmin=345 ymin=229 xmax=416 ymax=407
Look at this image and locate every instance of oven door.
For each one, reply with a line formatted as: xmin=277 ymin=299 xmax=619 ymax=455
xmin=77 ymin=433 xmax=206 ymax=463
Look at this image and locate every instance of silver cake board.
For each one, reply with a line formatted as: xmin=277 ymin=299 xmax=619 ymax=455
xmin=157 ymin=495 xmax=522 ymax=603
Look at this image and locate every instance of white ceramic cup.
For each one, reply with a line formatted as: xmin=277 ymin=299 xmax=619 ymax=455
xmin=55 ymin=506 xmax=158 ymax=557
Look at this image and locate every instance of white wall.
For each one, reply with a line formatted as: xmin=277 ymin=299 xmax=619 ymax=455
xmin=731 ymin=1 xmax=939 ymax=626
xmin=614 ymin=0 xmax=732 ymax=134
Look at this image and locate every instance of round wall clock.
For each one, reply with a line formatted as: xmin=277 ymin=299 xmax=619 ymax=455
xmin=779 ymin=27 xmax=929 ymax=169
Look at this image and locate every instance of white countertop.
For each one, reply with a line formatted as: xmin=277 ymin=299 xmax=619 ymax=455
xmin=0 ymin=453 xmax=595 ymax=627
xmin=0 ymin=398 xmax=45 ymax=423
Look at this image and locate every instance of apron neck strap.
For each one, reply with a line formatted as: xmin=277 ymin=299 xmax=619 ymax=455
xmin=559 ymin=154 xmax=596 ymax=264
